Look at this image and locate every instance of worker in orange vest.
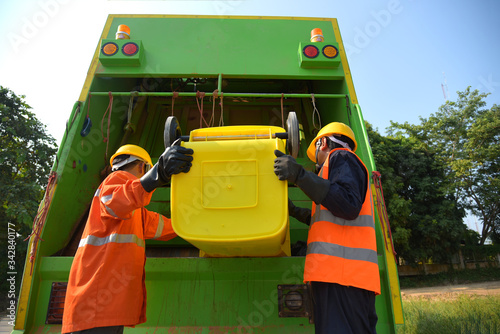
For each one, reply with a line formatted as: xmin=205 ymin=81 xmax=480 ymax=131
xmin=62 ymin=143 xmax=193 ymax=334
xmin=274 ymin=122 xmax=380 ymax=334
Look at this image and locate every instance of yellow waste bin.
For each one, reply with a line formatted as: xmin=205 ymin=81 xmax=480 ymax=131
xmin=171 ymin=126 xmax=290 ymax=257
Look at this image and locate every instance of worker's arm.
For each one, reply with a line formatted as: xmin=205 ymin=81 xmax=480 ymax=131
xmin=274 ymin=150 xmax=366 ymax=221
xmin=99 ymin=171 xmax=154 ymax=220
xmin=288 ymin=199 xmax=311 ymax=226
xmin=274 ymin=150 xmax=330 ymax=205
xmin=320 ymin=150 xmax=367 ymax=220
xmin=142 ymin=212 xmax=177 ymax=241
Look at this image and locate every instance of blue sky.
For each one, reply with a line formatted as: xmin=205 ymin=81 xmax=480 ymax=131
xmin=1 ymin=0 xmax=499 ymax=231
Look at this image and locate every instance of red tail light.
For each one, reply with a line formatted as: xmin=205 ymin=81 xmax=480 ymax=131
xmin=122 ymin=42 xmax=139 ymax=56
xmin=302 ymin=45 xmax=319 ymax=58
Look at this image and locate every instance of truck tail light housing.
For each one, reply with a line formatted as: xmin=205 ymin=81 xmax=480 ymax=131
xmin=99 ymin=39 xmax=143 ymax=66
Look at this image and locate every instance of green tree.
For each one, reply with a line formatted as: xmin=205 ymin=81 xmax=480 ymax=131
xmin=367 ymin=122 xmax=465 ymax=263
xmin=0 ymin=86 xmax=57 ymax=304
xmin=389 ymin=88 xmax=499 ymax=245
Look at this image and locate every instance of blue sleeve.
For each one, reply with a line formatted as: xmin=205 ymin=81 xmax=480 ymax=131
xmin=320 ymin=150 xmax=368 ymax=220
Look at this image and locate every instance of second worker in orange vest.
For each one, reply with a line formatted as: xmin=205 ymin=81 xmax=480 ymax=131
xmin=62 ymin=143 xmax=194 ymax=334
xmin=274 ymin=122 xmax=380 ymax=334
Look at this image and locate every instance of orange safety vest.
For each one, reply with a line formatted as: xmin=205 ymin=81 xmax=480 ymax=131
xmin=304 ymin=148 xmax=381 ymax=295
xmin=62 ymin=171 xmax=177 ymax=333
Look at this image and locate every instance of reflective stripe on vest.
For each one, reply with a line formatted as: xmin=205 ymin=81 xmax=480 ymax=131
xmin=79 ymin=233 xmax=145 ymax=248
xmin=307 ymin=241 xmax=378 ymax=264
xmin=312 ymin=208 xmax=375 ymax=228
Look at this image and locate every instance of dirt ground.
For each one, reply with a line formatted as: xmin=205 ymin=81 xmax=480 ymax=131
xmin=401 ymin=280 xmax=500 ymax=299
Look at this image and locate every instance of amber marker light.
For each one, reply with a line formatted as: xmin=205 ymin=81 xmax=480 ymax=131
xmin=322 ymin=45 xmax=339 ymax=59
xmin=101 ymin=42 xmax=118 ymax=56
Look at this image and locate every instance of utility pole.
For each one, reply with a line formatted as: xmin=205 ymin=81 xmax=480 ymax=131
xmin=441 ymin=72 xmax=449 ymax=101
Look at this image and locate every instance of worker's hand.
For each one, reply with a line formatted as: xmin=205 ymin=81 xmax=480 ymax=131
xmin=273 ymin=150 xmax=304 ymax=184
xmin=140 ymin=144 xmax=194 ymax=192
xmin=275 ymin=150 xmax=330 ymax=205
xmin=158 ymin=145 xmax=194 ymax=179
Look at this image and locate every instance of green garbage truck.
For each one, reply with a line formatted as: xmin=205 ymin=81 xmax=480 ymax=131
xmin=12 ymin=15 xmax=404 ymax=333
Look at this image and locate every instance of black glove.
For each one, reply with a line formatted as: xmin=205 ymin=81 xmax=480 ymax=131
xmin=274 ymin=150 xmax=330 ymax=205
xmin=288 ymin=199 xmax=311 ymax=226
xmin=158 ymin=145 xmax=194 ymax=178
xmin=273 ymin=150 xmax=304 ymax=183
xmin=141 ymin=145 xmax=194 ymax=192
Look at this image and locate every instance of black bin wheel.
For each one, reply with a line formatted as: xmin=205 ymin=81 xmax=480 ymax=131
xmin=286 ymin=111 xmax=300 ymax=158
xmin=164 ymin=116 xmax=182 ymax=148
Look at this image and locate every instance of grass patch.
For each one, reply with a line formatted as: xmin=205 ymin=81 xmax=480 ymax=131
xmin=399 ymin=267 xmax=500 ymax=289
xmin=398 ymin=294 xmax=500 ymax=334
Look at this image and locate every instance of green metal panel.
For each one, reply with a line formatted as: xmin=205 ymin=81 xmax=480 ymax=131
xmin=29 ymin=257 xmax=314 ymax=332
xmin=27 ymin=257 xmax=397 ymax=333
xmin=96 ymin=17 xmax=345 ymax=79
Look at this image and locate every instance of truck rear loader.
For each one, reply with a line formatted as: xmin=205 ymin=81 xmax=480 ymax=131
xmin=12 ymin=15 xmax=403 ymax=333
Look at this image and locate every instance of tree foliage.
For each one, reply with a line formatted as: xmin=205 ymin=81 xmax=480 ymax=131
xmin=388 ymin=87 xmax=499 ymax=245
xmin=0 ymin=86 xmax=57 ymax=300
xmin=367 ymin=122 xmax=465 ymax=263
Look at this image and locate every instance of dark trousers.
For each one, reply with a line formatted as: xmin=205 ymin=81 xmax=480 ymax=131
xmin=71 ymin=326 xmax=124 ymax=334
xmin=311 ymin=281 xmax=378 ymax=334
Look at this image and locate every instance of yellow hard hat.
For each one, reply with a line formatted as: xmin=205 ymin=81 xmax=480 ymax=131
xmin=110 ymin=144 xmax=153 ymax=170
xmin=306 ymin=122 xmax=358 ymax=161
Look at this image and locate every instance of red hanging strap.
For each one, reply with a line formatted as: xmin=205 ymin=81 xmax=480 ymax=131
xmin=218 ymin=91 xmax=224 ymax=126
xmin=196 ymin=91 xmax=209 ymax=128
xmin=25 ymin=171 xmax=57 ymax=275
xmin=209 ymin=89 xmax=218 ymax=127
xmin=372 ymin=171 xmax=397 ymax=259
xmin=101 ymin=92 xmax=113 ymax=162
xmin=171 ymin=91 xmax=179 ymax=116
